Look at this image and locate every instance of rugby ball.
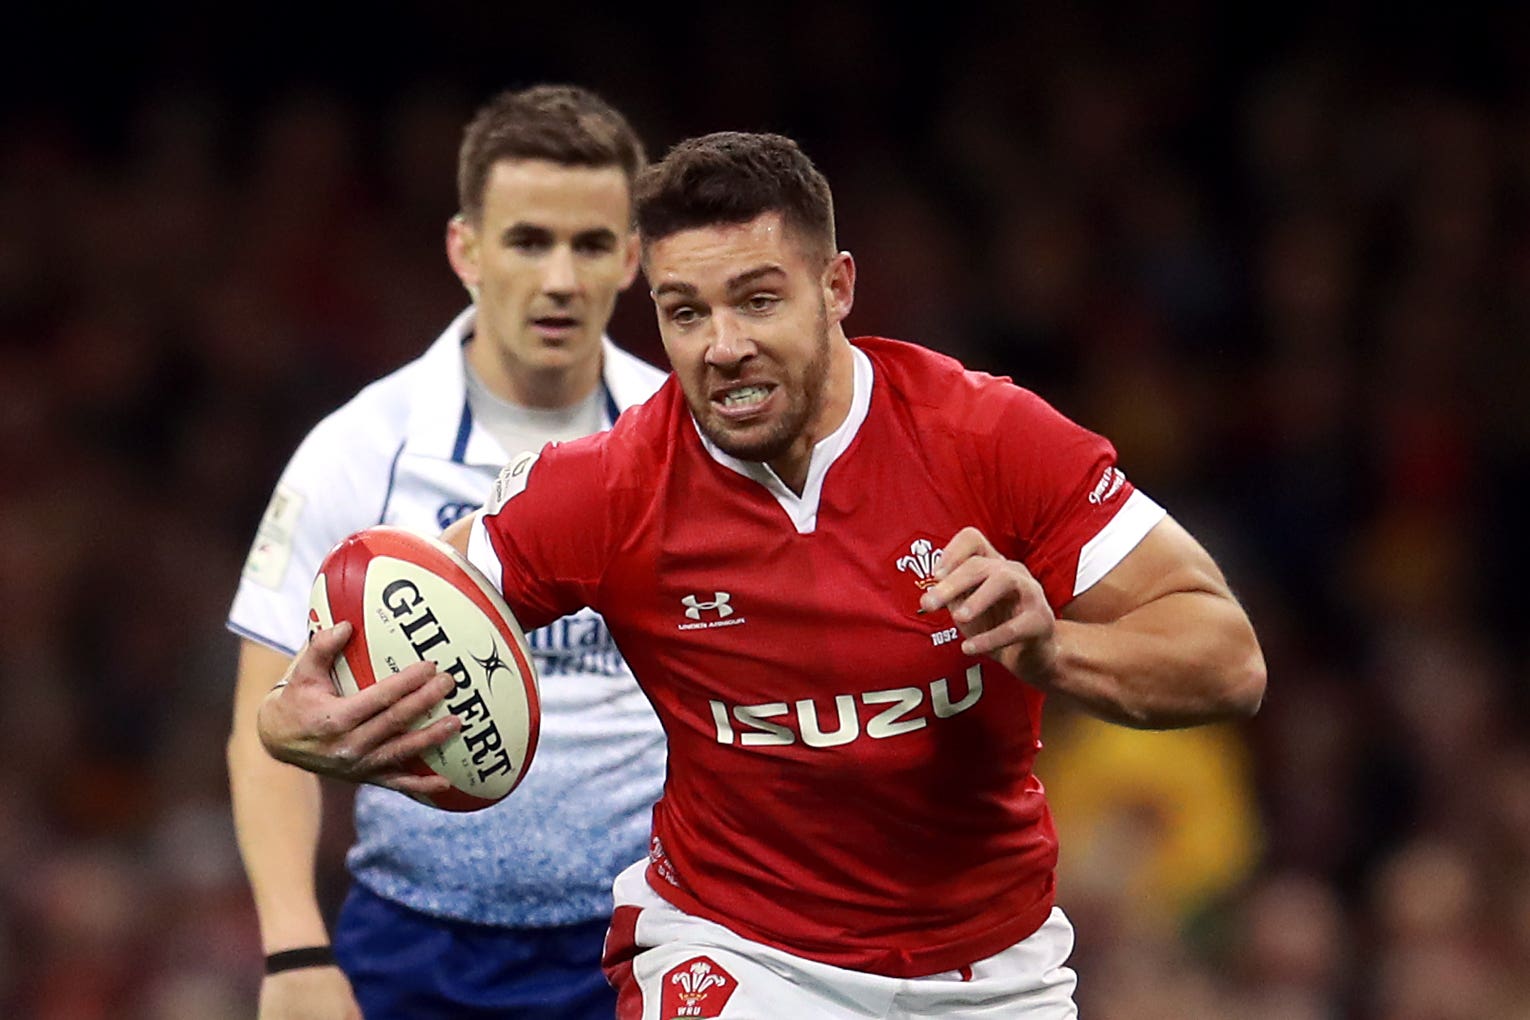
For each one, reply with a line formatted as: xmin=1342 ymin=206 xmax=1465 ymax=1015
xmin=307 ymin=526 xmax=539 ymax=812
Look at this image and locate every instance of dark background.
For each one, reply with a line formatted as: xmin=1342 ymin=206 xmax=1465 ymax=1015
xmin=2 ymin=3 xmax=1528 ymax=1017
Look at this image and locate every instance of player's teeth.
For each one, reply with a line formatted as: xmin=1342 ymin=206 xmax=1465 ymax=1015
xmin=723 ymin=386 xmax=769 ymax=407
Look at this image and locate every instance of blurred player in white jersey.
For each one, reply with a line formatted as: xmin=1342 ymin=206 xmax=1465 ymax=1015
xmin=226 ymin=85 xmax=667 ymax=1019
xmin=257 ymin=131 xmax=1266 ymax=1018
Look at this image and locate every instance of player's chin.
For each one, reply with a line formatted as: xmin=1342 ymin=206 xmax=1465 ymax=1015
xmin=701 ymin=417 xmax=792 ymax=463
xmin=522 ymin=329 xmax=598 ymax=362
xmin=528 ymin=338 xmax=581 ymax=360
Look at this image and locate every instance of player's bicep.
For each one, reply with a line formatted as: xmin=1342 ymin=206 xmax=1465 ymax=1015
xmin=457 ymin=449 xmax=540 ymax=588
xmin=1061 ymin=516 xmax=1233 ymax=625
xmin=464 ymin=447 xmax=608 ymax=625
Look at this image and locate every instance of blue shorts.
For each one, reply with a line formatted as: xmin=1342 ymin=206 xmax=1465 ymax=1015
xmin=333 ymin=882 xmax=616 ymax=1019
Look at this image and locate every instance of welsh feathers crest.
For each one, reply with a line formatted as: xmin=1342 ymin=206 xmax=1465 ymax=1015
xmin=896 ymin=539 xmax=944 ymax=589
xmin=661 ymin=955 xmax=737 ymax=1017
xmin=673 ymin=959 xmax=728 ymax=1001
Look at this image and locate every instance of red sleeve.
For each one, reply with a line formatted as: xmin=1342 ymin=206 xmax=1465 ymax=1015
xmin=977 ymin=385 xmax=1137 ymax=610
xmin=480 ymin=438 xmax=612 ymax=632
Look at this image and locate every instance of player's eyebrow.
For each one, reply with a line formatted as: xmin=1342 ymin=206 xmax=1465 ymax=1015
xmin=501 ymin=222 xmax=552 ymax=244
xmin=652 ymin=280 xmax=698 ymax=299
xmin=571 ymin=227 xmax=620 ymax=246
xmin=652 ymin=265 xmax=786 ymax=301
xmin=724 ymin=265 xmax=785 ymax=294
xmin=501 ymin=223 xmax=619 ymax=246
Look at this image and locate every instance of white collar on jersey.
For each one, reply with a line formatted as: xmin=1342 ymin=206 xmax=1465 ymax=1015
xmin=693 ymin=343 xmax=874 ymax=535
xmin=403 ymin=306 xmax=662 ymax=466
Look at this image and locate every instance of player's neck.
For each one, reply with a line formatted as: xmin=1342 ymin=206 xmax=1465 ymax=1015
xmin=466 ymin=338 xmax=602 ymax=410
xmin=767 ymin=334 xmax=856 ymax=496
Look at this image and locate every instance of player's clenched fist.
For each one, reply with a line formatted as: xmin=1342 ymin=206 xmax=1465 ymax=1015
xmin=918 ymin=527 xmax=1060 ymax=688
xmin=256 ymin=622 xmax=458 ymax=796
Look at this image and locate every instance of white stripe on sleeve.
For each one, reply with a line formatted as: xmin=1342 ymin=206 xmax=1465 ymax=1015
xmin=466 ymin=511 xmax=506 ymax=595
xmin=1072 ymin=490 xmax=1168 ymax=597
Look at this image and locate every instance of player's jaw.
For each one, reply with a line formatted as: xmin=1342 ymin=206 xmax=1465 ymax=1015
xmin=691 ymin=333 xmax=829 ymax=467
xmin=697 ymin=384 xmax=801 ymax=465
xmin=472 ymin=301 xmax=602 ymax=400
xmin=700 ymin=378 xmax=792 ymax=458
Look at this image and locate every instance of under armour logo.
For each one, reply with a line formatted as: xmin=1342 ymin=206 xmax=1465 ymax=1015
xmin=682 ymin=593 xmax=734 ymax=620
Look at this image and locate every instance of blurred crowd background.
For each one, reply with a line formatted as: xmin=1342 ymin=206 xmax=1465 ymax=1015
xmin=3 ymin=3 xmax=1529 ymax=1017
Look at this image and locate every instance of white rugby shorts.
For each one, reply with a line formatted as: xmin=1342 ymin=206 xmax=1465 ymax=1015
xmin=603 ymin=860 xmax=1079 ymax=1019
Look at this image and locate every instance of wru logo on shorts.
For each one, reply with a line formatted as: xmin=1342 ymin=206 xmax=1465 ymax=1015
xmin=661 ymin=956 xmax=737 ymax=1018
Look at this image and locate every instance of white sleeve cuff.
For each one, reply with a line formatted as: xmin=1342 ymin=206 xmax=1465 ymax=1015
xmin=1073 ymin=490 xmax=1167 ymax=596
xmin=465 ymin=510 xmax=505 ymax=594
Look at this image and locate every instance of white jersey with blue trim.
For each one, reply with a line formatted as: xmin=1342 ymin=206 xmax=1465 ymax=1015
xmin=228 ymin=307 xmax=669 ymax=927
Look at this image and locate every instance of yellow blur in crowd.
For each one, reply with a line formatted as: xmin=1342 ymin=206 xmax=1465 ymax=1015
xmin=1045 ymin=712 xmax=1260 ymax=930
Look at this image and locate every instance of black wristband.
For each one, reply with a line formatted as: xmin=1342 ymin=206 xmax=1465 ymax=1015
xmin=264 ymin=945 xmax=337 ymax=975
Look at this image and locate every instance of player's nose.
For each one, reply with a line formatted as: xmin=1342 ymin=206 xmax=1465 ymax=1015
xmin=705 ymin=310 xmax=755 ymax=366
xmin=541 ymin=245 xmax=578 ymax=296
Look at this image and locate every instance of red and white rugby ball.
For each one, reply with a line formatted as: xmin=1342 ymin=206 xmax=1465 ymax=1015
xmin=307 ymin=525 xmax=540 ymax=812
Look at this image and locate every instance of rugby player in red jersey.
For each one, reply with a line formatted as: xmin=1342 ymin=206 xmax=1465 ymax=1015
xmin=260 ymin=131 xmax=1265 ymax=1018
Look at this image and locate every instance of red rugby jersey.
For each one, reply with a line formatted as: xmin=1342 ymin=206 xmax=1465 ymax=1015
xmin=471 ymin=337 xmax=1163 ymax=977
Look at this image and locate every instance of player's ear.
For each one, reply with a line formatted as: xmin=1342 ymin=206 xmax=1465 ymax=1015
xmin=618 ymin=229 xmax=641 ymax=291
xmin=447 ymin=213 xmax=482 ymax=300
xmin=823 ymin=250 xmax=856 ymax=326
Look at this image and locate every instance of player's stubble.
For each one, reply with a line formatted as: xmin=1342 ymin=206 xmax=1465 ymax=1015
xmin=694 ymin=303 xmax=832 ymax=466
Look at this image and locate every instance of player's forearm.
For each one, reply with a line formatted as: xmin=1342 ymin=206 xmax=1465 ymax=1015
xmin=228 ymin=639 xmax=334 ymax=952
xmin=1047 ymin=590 xmax=1265 ymax=729
xmin=228 ymin=728 xmax=332 ymax=952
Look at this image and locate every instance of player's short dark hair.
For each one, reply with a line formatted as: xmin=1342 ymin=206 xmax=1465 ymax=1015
xmin=634 ymin=132 xmax=836 ymax=263
xmin=457 ymin=84 xmax=646 ymax=223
